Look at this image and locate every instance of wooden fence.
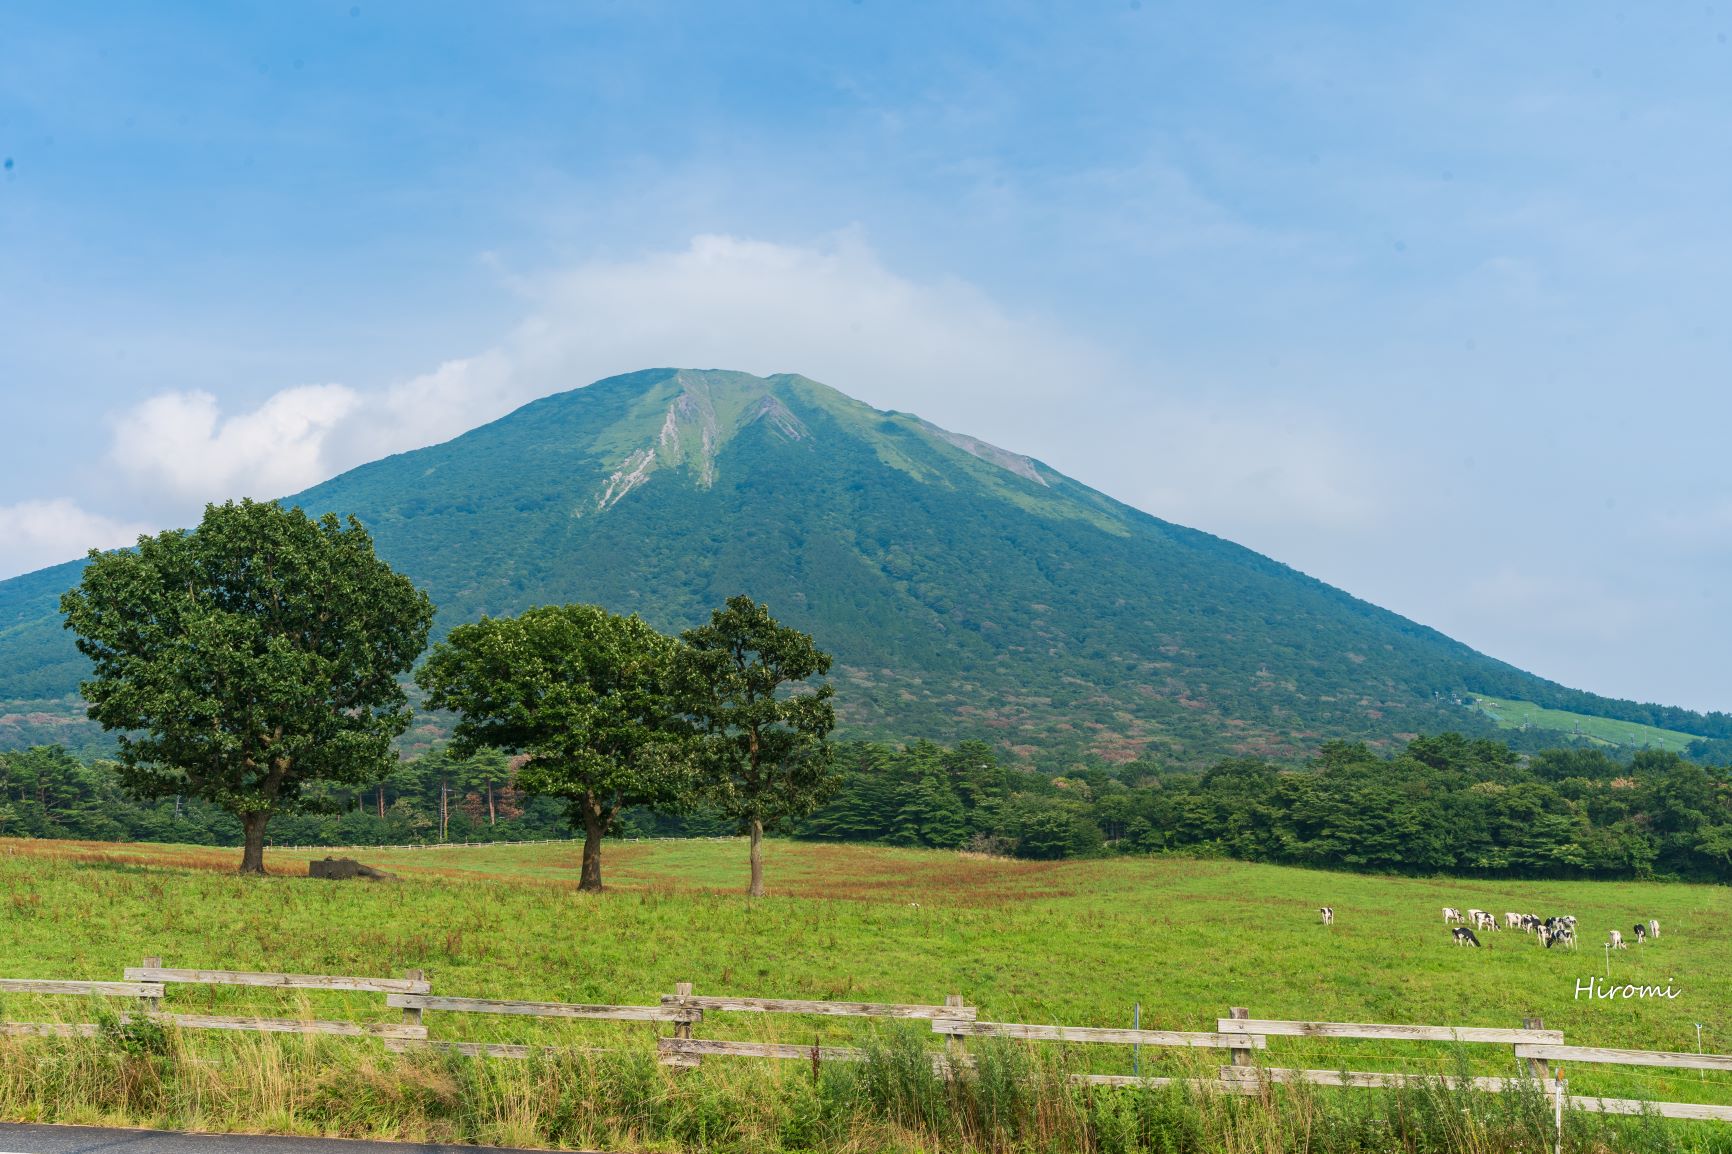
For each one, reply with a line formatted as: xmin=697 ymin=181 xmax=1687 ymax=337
xmin=1 ymin=960 xmax=1727 ymax=1124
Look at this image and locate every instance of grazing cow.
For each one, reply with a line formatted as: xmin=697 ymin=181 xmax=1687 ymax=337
xmin=1452 ymin=926 xmax=1481 ymax=947
xmin=1633 ymin=923 xmax=1647 ymax=944
xmin=1648 ymin=919 xmax=1660 ymax=940
xmin=1470 ymin=910 xmax=1498 ymax=932
xmin=1319 ymin=906 xmax=1334 ymax=926
xmin=1505 ymin=912 xmax=1523 ymax=930
xmin=1443 ymin=907 xmax=1463 ymax=925
xmin=1608 ymin=930 xmax=1626 ymax=949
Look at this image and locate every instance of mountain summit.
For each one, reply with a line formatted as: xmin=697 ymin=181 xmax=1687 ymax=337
xmin=0 ymin=369 xmax=1685 ymax=761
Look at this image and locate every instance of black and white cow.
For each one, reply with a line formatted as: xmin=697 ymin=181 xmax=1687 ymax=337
xmin=1452 ymin=926 xmax=1481 ymax=947
xmin=1608 ymin=929 xmax=1626 ymax=949
xmin=1319 ymin=906 xmax=1334 ymax=926
xmin=1648 ymin=918 xmax=1660 ymax=940
xmin=1633 ymin=923 xmax=1647 ymax=944
xmin=1442 ymin=907 xmax=1463 ymax=925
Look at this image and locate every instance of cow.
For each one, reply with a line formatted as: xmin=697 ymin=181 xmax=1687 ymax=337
xmin=1452 ymin=926 xmax=1481 ymax=947
xmin=1442 ymin=907 xmax=1463 ymax=925
xmin=1470 ymin=910 xmax=1498 ymax=932
xmin=1608 ymin=930 xmax=1626 ymax=949
xmin=1319 ymin=906 xmax=1334 ymax=926
xmin=1648 ymin=918 xmax=1660 ymax=940
xmin=1633 ymin=923 xmax=1647 ymax=944
xmin=1505 ymin=912 xmax=1523 ymax=930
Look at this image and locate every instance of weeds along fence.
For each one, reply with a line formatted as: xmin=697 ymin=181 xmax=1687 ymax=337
xmin=1 ymin=960 xmax=1729 ymax=1126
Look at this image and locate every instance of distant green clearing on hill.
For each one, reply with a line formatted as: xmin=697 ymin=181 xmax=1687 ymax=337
xmin=1472 ymin=695 xmax=1699 ymax=754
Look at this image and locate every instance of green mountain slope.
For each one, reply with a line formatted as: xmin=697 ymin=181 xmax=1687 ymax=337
xmin=2 ymin=368 xmax=1724 ymax=763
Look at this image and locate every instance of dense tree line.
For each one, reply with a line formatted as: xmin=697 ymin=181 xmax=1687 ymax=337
xmin=11 ymin=731 xmax=1730 ymax=883
xmin=0 ymin=744 xmax=573 ymax=846
xmin=793 ymin=734 xmax=1732 ymax=881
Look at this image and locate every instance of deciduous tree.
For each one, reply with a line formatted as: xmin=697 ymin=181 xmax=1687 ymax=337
xmin=59 ymin=500 xmax=434 ymax=873
xmin=679 ymin=595 xmax=835 ymax=896
xmin=416 ymin=604 xmax=691 ymax=892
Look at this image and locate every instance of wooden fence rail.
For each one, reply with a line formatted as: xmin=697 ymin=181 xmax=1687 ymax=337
xmin=935 ymin=1020 xmax=1261 ymax=1050
xmin=389 ymin=993 xmax=696 ymax=1023
xmin=2 ymin=962 xmax=1729 ymax=1125
xmin=125 ymin=967 xmax=430 ymax=994
xmin=663 ymin=993 xmax=976 ymax=1021
xmin=1214 ymin=1018 xmax=1564 ymax=1045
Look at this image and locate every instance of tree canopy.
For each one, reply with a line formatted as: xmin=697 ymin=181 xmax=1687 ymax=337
xmin=416 ymin=603 xmax=693 ymax=891
xmin=679 ymin=594 xmax=836 ymax=896
xmin=58 ymin=499 xmax=434 ymax=873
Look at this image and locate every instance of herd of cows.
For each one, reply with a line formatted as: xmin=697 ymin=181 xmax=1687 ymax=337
xmin=1314 ymin=905 xmax=1663 ymax=951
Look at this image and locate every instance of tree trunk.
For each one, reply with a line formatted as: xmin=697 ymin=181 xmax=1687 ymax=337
xmin=377 ymin=784 xmax=385 ymax=820
xmin=239 ymin=813 xmax=270 ymax=875
xmin=748 ymin=818 xmax=765 ymax=897
xmin=578 ymin=801 xmax=605 ymax=893
xmin=487 ymin=780 xmax=496 ymax=826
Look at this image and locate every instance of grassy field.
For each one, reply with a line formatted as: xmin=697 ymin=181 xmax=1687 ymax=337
xmin=1 ymin=836 xmax=1730 ymax=1150
xmin=1471 ymin=695 xmax=1701 ymax=754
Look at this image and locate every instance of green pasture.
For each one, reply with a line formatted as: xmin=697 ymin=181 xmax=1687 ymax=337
xmin=1 ymin=837 xmax=1729 ymax=1115
xmin=1471 ymin=695 xmax=1701 ymax=754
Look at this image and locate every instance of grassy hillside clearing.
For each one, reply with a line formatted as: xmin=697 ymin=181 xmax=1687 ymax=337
xmin=2 ymin=838 xmax=1728 ymax=1112
xmin=1473 ymin=695 xmax=1700 ymax=754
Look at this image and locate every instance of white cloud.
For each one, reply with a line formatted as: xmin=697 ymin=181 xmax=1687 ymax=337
xmin=500 ymin=230 xmax=1117 ymax=415
xmin=99 ymin=232 xmax=1378 ymax=542
xmin=1456 ymin=567 xmax=1648 ymax=647
xmin=0 ymin=500 xmax=150 ymax=577
xmin=1127 ymin=407 xmax=1380 ymax=535
xmin=109 ymin=384 xmax=359 ymax=502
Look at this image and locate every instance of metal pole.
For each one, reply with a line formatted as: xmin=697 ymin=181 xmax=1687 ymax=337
xmin=1133 ymin=1002 xmax=1141 ymax=1078
xmin=1554 ymin=1074 xmax=1564 ymax=1154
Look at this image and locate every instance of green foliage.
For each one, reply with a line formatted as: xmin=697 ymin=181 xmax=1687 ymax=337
xmin=417 ymin=603 xmax=693 ymax=889
xmin=794 ymin=732 xmax=1732 ymax=879
xmin=93 ymin=1005 xmax=172 ymax=1057
xmin=58 ymin=499 xmax=435 ymax=872
xmin=679 ymin=594 xmax=837 ymax=894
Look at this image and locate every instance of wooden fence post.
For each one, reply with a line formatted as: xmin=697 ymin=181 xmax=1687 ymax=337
xmin=942 ymin=994 xmax=968 ymax=1078
xmin=1228 ymin=1007 xmax=1254 ymax=1069
xmin=402 ymin=970 xmax=425 ymax=1033
xmin=674 ymin=982 xmax=694 ymax=1041
xmin=1522 ymin=1018 xmax=1550 ymax=1080
xmin=140 ymin=956 xmax=161 ymax=1014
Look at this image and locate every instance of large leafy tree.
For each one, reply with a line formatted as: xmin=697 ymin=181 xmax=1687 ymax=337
xmin=679 ymin=595 xmax=836 ymax=896
xmin=59 ymin=500 xmax=435 ymax=873
xmin=416 ymin=604 xmax=691 ymax=892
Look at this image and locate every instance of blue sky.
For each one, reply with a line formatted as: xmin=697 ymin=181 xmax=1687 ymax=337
xmin=3 ymin=2 xmax=1730 ymax=710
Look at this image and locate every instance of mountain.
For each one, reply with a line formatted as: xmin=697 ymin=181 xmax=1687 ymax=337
xmin=2 ymin=368 xmax=1724 ymax=764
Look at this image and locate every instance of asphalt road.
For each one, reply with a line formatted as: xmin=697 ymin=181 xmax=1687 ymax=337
xmin=0 ymin=1124 xmax=569 ymax=1154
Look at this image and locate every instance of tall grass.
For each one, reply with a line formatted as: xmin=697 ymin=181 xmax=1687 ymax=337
xmin=0 ymin=1026 xmax=1727 ymax=1153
